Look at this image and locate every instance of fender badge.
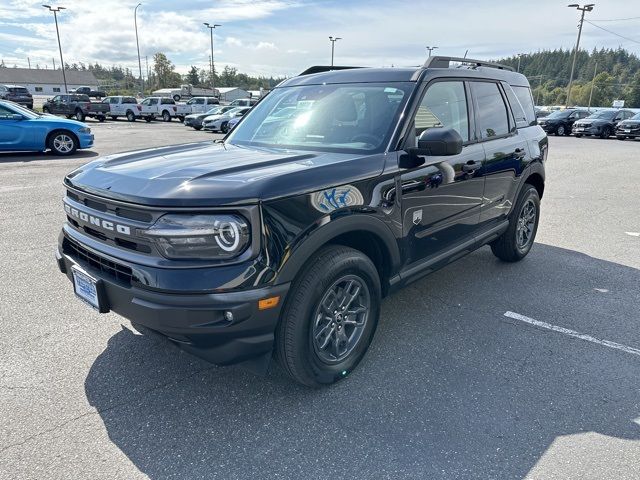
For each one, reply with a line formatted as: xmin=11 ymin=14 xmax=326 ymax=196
xmin=311 ymin=185 xmax=364 ymax=212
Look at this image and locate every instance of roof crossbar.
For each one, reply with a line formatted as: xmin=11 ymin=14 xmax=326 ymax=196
xmin=424 ymin=56 xmax=514 ymax=72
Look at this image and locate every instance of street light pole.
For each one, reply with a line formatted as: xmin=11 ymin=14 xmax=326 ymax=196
xmin=587 ymin=61 xmax=598 ymax=112
xmin=134 ymin=3 xmax=144 ymax=96
xmin=517 ymin=53 xmax=523 ymax=73
xmin=42 ymin=5 xmax=68 ymax=94
xmin=566 ymin=3 xmax=595 ymax=106
xmin=329 ymin=36 xmax=341 ymax=67
xmin=426 ymin=46 xmax=438 ymax=57
xmin=203 ymin=23 xmax=221 ymax=90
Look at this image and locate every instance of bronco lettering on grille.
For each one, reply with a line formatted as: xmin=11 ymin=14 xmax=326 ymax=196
xmin=64 ymin=204 xmax=131 ymax=235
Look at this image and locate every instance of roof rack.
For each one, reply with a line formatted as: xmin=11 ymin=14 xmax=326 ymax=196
xmin=298 ymin=65 xmax=363 ymax=76
xmin=424 ymin=56 xmax=514 ymax=72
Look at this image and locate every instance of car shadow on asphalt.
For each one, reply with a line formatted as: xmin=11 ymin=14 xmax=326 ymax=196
xmin=0 ymin=150 xmax=99 ymax=163
xmin=84 ymin=243 xmax=640 ymax=479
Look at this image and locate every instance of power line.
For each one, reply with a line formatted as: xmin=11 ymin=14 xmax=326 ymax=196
xmin=590 ymin=16 xmax=640 ymax=22
xmin=584 ymin=20 xmax=640 ymax=46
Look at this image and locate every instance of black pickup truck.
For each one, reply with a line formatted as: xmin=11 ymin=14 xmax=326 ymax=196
xmin=71 ymin=86 xmax=107 ymax=99
xmin=42 ymin=94 xmax=109 ymax=122
xmin=57 ymin=57 xmax=547 ymax=387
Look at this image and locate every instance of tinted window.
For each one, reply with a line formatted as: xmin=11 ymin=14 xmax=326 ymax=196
xmin=502 ymin=84 xmax=527 ymax=128
xmin=149 ymin=99 xmax=158 ymax=105
xmin=53 ymin=87 xmax=61 ymax=92
xmin=123 ymin=97 xmax=137 ymax=104
xmin=161 ymin=98 xmax=174 ymax=105
xmin=512 ymin=86 xmax=536 ymax=126
xmin=471 ymin=82 xmax=510 ymax=139
xmin=414 ymin=81 xmax=469 ymax=142
xmin=8 ymin=87 xmax=29 ymax=94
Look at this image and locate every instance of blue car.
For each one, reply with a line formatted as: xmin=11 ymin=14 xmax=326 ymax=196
xmin=0 ymin=100 xmax=94 ymax=155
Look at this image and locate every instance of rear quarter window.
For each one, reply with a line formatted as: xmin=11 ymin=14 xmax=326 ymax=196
xmin=123 ymin=97 xmax=137 ymax=104
xmin=511 ymin=85 xmax=536 ymax=126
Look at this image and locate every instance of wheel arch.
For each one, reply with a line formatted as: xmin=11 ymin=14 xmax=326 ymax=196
xmin=275 ymin=214 xmax=401 ymax=297
xmin=524 ymin=172 xmax=545 ymax=199
xmin=45 ymin=129 xmax=79 ymax=152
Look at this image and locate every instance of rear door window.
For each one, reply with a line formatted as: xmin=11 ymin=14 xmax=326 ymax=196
xmin=470 ymin=82 xmax=510 ymax=139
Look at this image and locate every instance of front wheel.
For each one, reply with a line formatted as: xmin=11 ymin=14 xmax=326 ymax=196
xmin=574 ymin=134 xmax=582 ymax=138
xmin=600 ymin=126 xmax=612 ymax=139
xmin=145 ymin=116 xmax=153 ymax=123
xmin=97 ymin=115 xmax=106 ymax=123
xmin=556 ymin=125 xmax=566 ymax=136
xmin=275 ymin=246 xmax=381 ymax=387
xmin=221 ymin=121 xmax=229 ymax=133
xmin=48 ymin=131 xmax=78 ymax=156
xmin=491 ymin=185 xmax=540 ymax=262
xmin=193 ymin=125 xmax=202 ymax=131
xmin=43 ymin=107 xmax=50 ymax=114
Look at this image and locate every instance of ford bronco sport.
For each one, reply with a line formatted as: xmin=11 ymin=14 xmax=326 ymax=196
xmin=57 ymin=57 xmax=547 ymax=387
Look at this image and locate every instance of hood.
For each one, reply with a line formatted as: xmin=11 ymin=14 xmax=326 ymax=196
xmin=65 ymin=142 xmax=386 ymax=207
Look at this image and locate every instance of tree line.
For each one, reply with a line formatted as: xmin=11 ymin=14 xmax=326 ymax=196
xmin=497 ymin=48 xmax=640 ymax=107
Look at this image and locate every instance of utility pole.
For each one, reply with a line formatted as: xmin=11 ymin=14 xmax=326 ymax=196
xmin=426 ymin=46 xmax=438 ymax=57
xmin=43 ymin=5 xmax=68 ymax=93
xmin=134 ymin=3 xmax=144 ymax=95
xmin=27 ymin=57 xmax=31 ymax=69
xmin=566 ymin=3 xmax=595 ymax=106
xmin=517 ymin=53 xmax=524 ymax=73
xmin=587 ymin=61 xmax=598 ymax=112
xmin=329 ymin=36 xmax=341 ymax=67
xmin=52 ymin=58 xmax=56 ymax=70
xmin=203 ymin=23 xmax=221 ymax=90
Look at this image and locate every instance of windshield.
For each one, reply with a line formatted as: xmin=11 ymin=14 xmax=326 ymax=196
xmin=6 ymin=102 xmax=39 ymax=119
xmin=227 ymin=82 xmax=411 ymax=153
xmin=588 ymin=110 xmax=616 ymax=120
xmin=546 ymin=110 xmax=571 ymax=119
xmin=205 ymin=107 xmax=223 ymax=115
xmin=631 ymin=113 xmax=640 ymax=121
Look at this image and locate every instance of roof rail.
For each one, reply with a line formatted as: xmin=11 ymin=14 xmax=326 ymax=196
xmin=298 ymin=65 xmax=363 ymax=76
xmin=424 ymin=56 xmax=514 ymax=72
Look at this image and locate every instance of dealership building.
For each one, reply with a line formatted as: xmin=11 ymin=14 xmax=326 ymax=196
xmin=0 ymin=68 xmax=99 ymax=95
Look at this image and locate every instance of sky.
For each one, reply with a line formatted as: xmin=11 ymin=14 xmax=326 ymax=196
xmin=0 ymin=0 xmax=639 ymax=78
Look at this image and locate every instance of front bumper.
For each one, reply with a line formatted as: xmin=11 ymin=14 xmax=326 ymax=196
xmin=573 ymin=125 xmax=602 ymax=135
xmin=56 ymin=235 xmax=289 ymax=366
xmin=78 ymin=133 xmax=94 ymax=148
xmin=616 ymin=127 xmax=640 ymax=138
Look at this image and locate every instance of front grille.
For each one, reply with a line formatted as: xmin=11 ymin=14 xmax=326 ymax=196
xmin=63 ymin=237 xmax=133 ymax=285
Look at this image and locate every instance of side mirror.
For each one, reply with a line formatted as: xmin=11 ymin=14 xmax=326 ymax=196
xmin=400 ymin=128 xmax=464 ymax=169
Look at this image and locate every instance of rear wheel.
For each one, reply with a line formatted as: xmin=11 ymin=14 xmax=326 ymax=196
xmin=275 ymin=246 xmax=381 ymax=387
xmin=162 ymin=110 xmax=171 ymax=122
xmin=75 ymin=109 xmax=85 ymax=122
xmin=48 ymin=130 xmax=78 ymax=156
xmin=126 ymin=110 xmax=136 ymax=122
xmin=600 ymin=126 xmax=612 ymax=139
xmin=491 ymin=185 xmax=540 ymax=262
xmin=97 ymin=115 xmax=106 ymax=122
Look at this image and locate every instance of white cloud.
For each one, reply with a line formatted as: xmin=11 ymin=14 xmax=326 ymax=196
xmin=255 ymin=42 xmax=277 ymax=50
xmin=225 ymin=37 xmax=244 ymax=47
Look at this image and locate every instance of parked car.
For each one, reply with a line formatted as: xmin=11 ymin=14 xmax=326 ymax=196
xmin=572 ymin=109 xmax=635 ymax=138
xmin=183 ymin=105 xmax=235 ymax=130
xmin=102 ymin=96 xmax=141 ymax=121
xmin=534 ymin=107 xmax=550 ymax=119
xmin=139 ymin=97 xmax=190 ymax=122
xmin=0 ymin=99 xmax=93 ymax=155
xmin=537 ymin=108 xmax=589 ymax=136
xmin=71 ymin=86 xmax=106 ymax=99
xmin=0 ymin=84 xmax=33 ymax=109
xmin=56 ymin=57 xmax=547 ymax=386
xmin=202 ymin=106 xmax=251 ymax=132
xmin=615 ymin=112 xmax=640 ymax=140
xmin=186 ymin=96 xmax=220 ymax=114
xmin=152 ymin=84 xmax=218 ymax=102
xmin=228 ymin=98 xmax=258 ymax=107
xmin=226 ymin=115 xmax=242 ymax=132
xmin=42 ymin=94 xmax=110 ymax=122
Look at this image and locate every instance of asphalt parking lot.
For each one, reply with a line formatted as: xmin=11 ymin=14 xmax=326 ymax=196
xmin=1 ymin=122 xmax=639 ymax=480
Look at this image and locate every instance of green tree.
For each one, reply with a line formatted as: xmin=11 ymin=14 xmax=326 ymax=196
xmin=186 ymin=66 xmax=200 ymax=86
xmin=153 ymin=52 xmax=180 ymax=88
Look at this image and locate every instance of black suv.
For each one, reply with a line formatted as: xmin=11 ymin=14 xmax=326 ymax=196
xmin=538 ymin=108 xmax=589 ymax=136
xmin=56 ymin=57 xmax=547 ymax=387
xmin=0 ymin=84 xmax=33 ymax=109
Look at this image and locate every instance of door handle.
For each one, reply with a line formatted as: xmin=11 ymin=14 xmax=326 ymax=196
xmin=514 ymin=148 xmax=526 ymax=159
xmin=462 ymin=160 xmax=481 ymax=173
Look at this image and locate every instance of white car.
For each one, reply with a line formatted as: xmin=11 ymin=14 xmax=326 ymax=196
xmin=102 ymin=96 xmax=141 ymax=121
xmin=202 ymin=106 xmax=251 ymax=132
xmin=139 ymin=97 xmax=191 ymax=122
xmin=186 ymin=96 xmax=220 ymax=114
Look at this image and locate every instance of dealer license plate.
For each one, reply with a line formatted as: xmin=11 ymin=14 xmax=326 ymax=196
xmin=72 ymin=266 xmax=100 ymax=310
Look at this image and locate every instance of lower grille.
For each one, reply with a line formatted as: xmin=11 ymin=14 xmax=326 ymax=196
xmin=63 ymin=237 xmax=133 ymax=285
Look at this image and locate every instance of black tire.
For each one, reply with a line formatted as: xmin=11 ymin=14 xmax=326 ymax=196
xmin=556 ymin=125 xmax=566 ymax=136
xmin=193 ymin=125 xmax=202 ymax=131
xmin=110 ymin=116 xmax=118 ymax=121
xmin=75 ymin=109 xmax=85 ymax=122
xmin=43 ymin=107 xmax=50 ymax=114
xmin=162 ymin=110 xmax=171 ymax=122
xmin=574 ymin=134 xmax=582 ymax=138
xmin=616 ymin=136 xmax=626 ymax=141
xmin=126 ymin=110 xmax=136 ymax=122
xmin=145 ymin=116 xmax=153 ymax=123
xmin=600 ymin=126 xmax=611 ymax=139
xmin=177 ymin=116 xmax=185 ymax=122
xmin=173 ymin=94 xmax=180 ymax=102
xmin=47 ymin=130 xmax=78 ymax=156
xmin=97 ymin=115 xmax=106 ymax=123
xmin=275 ymin=245 xmax=381 ymax=387
xmin=491 ymin=185 xmax=540 ymax=262
xmin=221 ymin=121 xmax=229 ymax=133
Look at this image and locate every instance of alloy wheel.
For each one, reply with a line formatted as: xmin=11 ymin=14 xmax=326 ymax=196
xmin=312 ymin=275 xmax=371 ymax=364
xmin=516 ymin=199 xmax=536 ymax=249
xmin=53 ymin=134 xmax=74 ymax=154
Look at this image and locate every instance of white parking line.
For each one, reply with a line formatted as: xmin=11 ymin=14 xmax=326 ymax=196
xmin=504 ymin=311 xmax=640 ymax=358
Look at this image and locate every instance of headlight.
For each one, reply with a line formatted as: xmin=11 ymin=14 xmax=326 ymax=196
xmin=140 ymin=214 xmax=250 ymax=260
xmin=78 ymin=127 xmax=91 ymax=133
